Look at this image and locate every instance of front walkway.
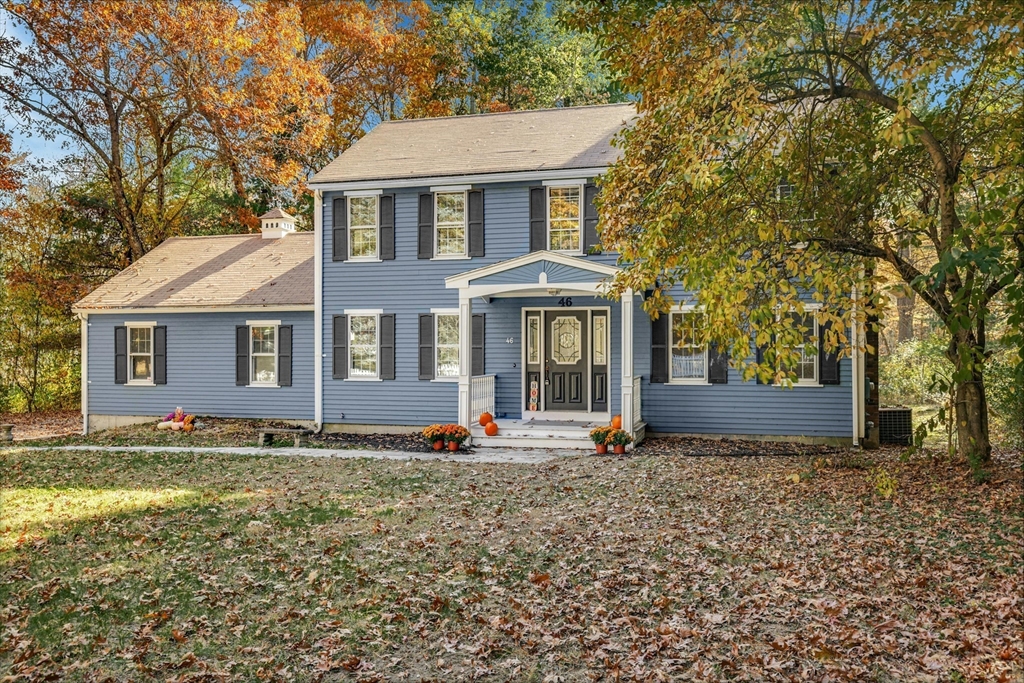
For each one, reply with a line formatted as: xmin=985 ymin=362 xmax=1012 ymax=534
xmin=8 ymin=444 xmax=569 ymax=464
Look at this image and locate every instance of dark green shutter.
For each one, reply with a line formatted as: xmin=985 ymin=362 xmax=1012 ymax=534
xmin=235 ymin=326 xmax=249 ymax=386
xmin=707 ymin=342 xmax=728 ymax=384
xmin=468 ymin=189 xmax=484 ymax=257
xmin=380 ymin=314 xmax=396 ymax=380
xmin=418 ymin=193 xmax=433 ymax=258
xmin=278 ymin=325 xmax=292 ymax=386
xmin=379 ymin=194 xmax=395 ymax=260
xmin=472 ymin=314 xmax=485 ymax=377
xmin=153 ymin=326 xmax=167 ymax=385
xmin=650 ymin=315 xmax=668 ymax=384
xmin=419 ymin=314 xmax=434 ymax=380
xmin=529 ymin=187 xmax=546 ymax=251
xmin=332 ymin=197 xmax=347 ymax=261
xmin=583 ymin=183 xmax=600 ymax=253
xmin=332 ymin=315 xmax=347 ymax=380
xmin=114 ymin=326 xmax=128 ymax=384
xmin=755 ymin=340 xmax=770 ymax=384
xmin=819 ymin=319 xmax=840 ymax=385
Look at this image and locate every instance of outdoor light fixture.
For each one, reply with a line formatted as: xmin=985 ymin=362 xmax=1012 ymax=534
xmin=547 ymin=288 xmax=562 ymax=296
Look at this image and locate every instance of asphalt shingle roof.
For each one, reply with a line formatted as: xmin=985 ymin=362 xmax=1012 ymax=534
xmin=309 ymin=103 xmax=636 ymax=185
xmin=74 ymin=233 xmax=313 ymax=311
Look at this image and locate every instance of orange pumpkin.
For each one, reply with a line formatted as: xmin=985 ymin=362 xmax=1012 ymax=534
xmin=479 ymin=412 xmax=493 ymax=426
xmin=484 ymin=421 xmax=499 ymax=437
xmin=611 ymin=414 xmax=622 ymax=429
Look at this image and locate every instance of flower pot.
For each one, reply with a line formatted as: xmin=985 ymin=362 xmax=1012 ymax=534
xmin=613 ymin=444 xmax=626 ymax=455
xmin=595 ymin=443 xmax=608 ymax=455
xmin=433 ymin=440 xmax=444 ymax=451
xmin=448 ymin=440 xmax=460 ymax=452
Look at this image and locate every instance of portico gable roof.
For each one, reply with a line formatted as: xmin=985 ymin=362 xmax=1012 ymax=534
xmin=445 ymin=251 xmax=619 ymax=296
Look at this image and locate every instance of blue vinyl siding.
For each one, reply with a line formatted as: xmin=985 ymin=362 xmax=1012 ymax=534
xmin=322 ymin=182 xmax=620 ymax=426
xmin=87 ymin=311 xmax=314 ymax=420
xmin=632 ymin=305 xmax=854 ymax=438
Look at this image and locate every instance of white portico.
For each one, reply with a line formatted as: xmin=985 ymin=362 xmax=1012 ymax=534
xmin=445 ymin=250 xmax=642 ymax=447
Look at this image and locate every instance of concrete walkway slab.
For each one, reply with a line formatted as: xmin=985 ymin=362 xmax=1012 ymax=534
xmin=6 ymin=444 xmax=579 ymax=464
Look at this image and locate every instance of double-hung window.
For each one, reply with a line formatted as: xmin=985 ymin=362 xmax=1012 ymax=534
xmin=128 ymin=325 xmax=154 ymax=384
xmin=786 ymin=313 xmax=818 ymax=384
xmin=250 ymin=325 xmax=277 ymax=385
xmin=349 ymin=195 xmax=378 ymax=260
xmin=435 ymin=313 xmax=460 ymax=379
xmin=669 ymin=309 xmax=707 ymax=383
xmin=547 ymin=185 xmax=582 ymax=252
xmin=435 ymin=192 xmax=467 ymax=257
xmin=349 ymin=314 xmax=379 ymax=379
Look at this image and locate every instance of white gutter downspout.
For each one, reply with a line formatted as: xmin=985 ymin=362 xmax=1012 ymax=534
xmin=314 ymin=189 xmax=324 ymax=431
xmin=78 ymin=312 xmax=89 ymax=435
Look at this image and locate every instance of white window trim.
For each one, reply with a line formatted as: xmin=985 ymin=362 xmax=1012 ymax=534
xmin=546 ymin=184 xmax=584 ymax=255
xmin=344 ymin=189 xmax=383 ymax=197
xmin=433 ymin=190 xmax=469 ymax=259
xmin=430 ymin=184 xmax=472 ymax=192
xmin=348 ymin=194 xmax=379 ymax=262
xmin=125 ymin=322 xmax=156 ymax=386
xmin=431 ymin=309 xmax=460 ymax=382
xmin=248 ymin=323 xmax=280 ymax=388
xmin=667 ymin=306 xmax=710 ymax=386
xmin=346 ymin=311 xmax=381 ymax=382
xmin=774 ymin=303 xmax=823 ymax=388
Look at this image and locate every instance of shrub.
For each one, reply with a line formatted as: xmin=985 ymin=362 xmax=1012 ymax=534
xmin=879 ymin=333 xmax=951 ymax=406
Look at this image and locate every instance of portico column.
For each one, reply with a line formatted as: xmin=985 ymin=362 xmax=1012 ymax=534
xmin=621 ymin=288 xmax=634 ymax=439
xmin=458 ymin=291 xmax=473 ymax=429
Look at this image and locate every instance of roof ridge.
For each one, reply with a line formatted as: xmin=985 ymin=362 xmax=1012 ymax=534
xmin=375 ymin=102 xmax=636 ymax=126
xmin=163 ymin=232 xmax=313 ymax=241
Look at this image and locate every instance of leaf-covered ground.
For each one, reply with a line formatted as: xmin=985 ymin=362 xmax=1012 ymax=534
xmin=1 ymin=447 xmax=1020 ymax=681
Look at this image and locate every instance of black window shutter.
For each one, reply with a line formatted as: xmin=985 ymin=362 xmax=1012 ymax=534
xmin=583 ymin=183 xmax=600 ymax=253
xmin=819 ymin=319 xmax=840 ymax=385
xmin=380 ymin=314 xmax=396 ymax=380
xmin=332 ymin=197 xmax=347 ymax=261
xmin=153 ymin=326 xmax=167 ymax=385
xmin=418 ymin=193 xmax=433 ymax=259
xmin=650 ymin=315 xmax=668 ymax=384
xmin=707 ymin=342 xmax=728 ymax=384
xmin=278 ymin=325 xmax=292 ymax=386
xmin=332 ymin=315 xmax=348 ymax=380
xmin=419 ymin=314 xmax=435 ymax=380
xmin=468 ymin=189 xmax=484 ymax=257
xmin=379 ymin=194 xmax=395 ymax=260
xmin=755 ymin=339 xmax=772 ymax=384
xmin=529 ymin=187 xmax=546 ymax=251
xmin=235 ymin=326 xmax=249 ymax=386
xmin=114 ymin=326 xmax=128 ymax=384
xmin=472 ymin=314 xmax=485 ymax=376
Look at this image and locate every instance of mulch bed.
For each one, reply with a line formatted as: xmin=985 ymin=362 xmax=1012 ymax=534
xmin=312 ymin=431 xmax=451 ymax=453
xmin=634 ymin=435 xmax=848 ymax=457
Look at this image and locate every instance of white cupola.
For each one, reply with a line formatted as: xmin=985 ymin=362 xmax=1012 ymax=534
xmin=258 ymin=207 xmax=296 ymax=239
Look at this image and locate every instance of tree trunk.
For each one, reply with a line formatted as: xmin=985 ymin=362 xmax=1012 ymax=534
xmin=896 ymin=293 xmax=914 ymax=342
xmin=949 ymin=340 xmax=992 ymax=469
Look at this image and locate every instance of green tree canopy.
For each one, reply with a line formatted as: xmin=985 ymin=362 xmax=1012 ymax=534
xmin=572 ymin=0 xmax=1023 ymax=467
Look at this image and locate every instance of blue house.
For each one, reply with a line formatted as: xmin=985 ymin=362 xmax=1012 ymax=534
xmin=76 ymin=104 xmax=869 ymax=447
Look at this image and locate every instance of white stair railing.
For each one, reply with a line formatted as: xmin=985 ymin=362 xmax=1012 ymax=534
xmin=471 ymin=375 xmax=496 ymax=424
xmin=632 ymin=375 xmax=642 ymax=426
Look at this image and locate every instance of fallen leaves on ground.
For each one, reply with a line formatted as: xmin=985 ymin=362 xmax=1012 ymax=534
xmin=0 ymin=446 xmax=1020 ymax=681
xmin=0 ymin=411 xmax=80 ymax=442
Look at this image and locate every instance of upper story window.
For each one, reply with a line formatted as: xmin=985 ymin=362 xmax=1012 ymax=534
xmin=548 ymin=185 xmax=582 ymax=252
xmin=670 ymin=309 xmax=707 ymax=383
xmin=435 ymin=191 xmax=467 ymax=257
xmin=250 ymin=325 xmax=277 ymax=385
xmin=129 ymin=325 xmax=154 ymax=384
xmin=349 ymin=195 xmax=378 ymax=260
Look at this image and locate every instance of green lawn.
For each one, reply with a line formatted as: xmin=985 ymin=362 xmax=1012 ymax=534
xmin=1 ymin=447 xmax=1020 ymax=681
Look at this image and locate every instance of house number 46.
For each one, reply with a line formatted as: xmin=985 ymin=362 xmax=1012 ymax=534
xmin=558 ymin=297 xmax=573 ymax=307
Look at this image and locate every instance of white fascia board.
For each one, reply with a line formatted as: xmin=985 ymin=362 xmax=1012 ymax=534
xmin=445 ymin=250 xmax=619 ymax=289
xmin=309 ymin=167 xmax=609 ymax=192
xmin=71 ymin=305 xmax=314 ymax=315
xmin=344 ymin=189 xmax=383 ymax=197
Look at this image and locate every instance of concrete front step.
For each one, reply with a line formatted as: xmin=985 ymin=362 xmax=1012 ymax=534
xmin=471 ymin=435 xmax=595 ymax=449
